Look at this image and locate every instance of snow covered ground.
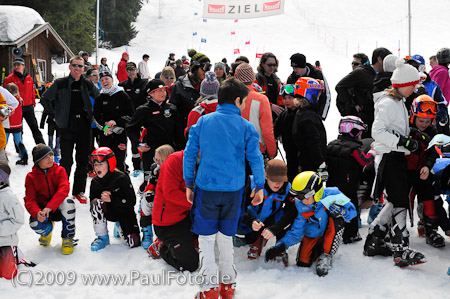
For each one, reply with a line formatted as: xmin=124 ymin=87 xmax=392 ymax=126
xmin=2 ymin=0 xmax=450 ymax=298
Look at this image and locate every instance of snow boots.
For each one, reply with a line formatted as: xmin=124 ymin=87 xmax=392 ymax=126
xmin=62 ymin=238 xmax=77 ymax=255
xmin=141 ymin=225 xmax=153 ymax=249
xmin=219 ymin=283 xmax=236 ymax=299
xmin=39 ymin=221 xmax=54 ymax=246
xmin=148 ymin=238 xmax=163 ymax=259
xmin=91 ymin=235 xmax=110 ymax=251
xmin=316 ymin=253 xmax=332 ymax=277
xmin=363 ymin=225 xmax=392 ymax=257
xmin=247 ymin=235 xmax=267 ymax=259
xmin=276 ymin=250 xmax=289 ymax=267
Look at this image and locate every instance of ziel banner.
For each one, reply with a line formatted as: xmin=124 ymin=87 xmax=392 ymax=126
xmin=203 ymin=0 xmax=285 ymax=19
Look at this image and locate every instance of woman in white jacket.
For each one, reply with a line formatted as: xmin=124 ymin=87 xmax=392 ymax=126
xmin=366 ymin=58 xmax=426 ymax=268
xmin=0 ymin=161 xmax=24 ymax=279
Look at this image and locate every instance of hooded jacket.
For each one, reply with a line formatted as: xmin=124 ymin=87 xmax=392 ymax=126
xmin=0 ymin=184 xmax=24 ymax=247
xmin=430 ymin=65 xmax=450 ymax=105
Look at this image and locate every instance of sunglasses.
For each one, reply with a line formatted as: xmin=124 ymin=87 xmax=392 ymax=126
xmin=165 ymin=76 xmax=175 ymax=80
xmin=89 ymin=153 xmax=113 ymax=165
xmin=351 ymin=61 xmax=361 ymax=66
xmin=90 ymin=73 xmax=99 ymax=77
xmin=126 ymin=68 xmax=136 ymax=72
xmin=266 ymin=63 xmax=277 ymax=67
xmin=279 ymin=84 xmax=296 ymax=96
xmin=71 ymin=64 xmax=84 ymax=69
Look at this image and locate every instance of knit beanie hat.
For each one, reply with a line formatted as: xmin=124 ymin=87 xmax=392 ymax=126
xmin=188 ymin=49 xmax=210 ymax=72
xmin=122 ymin=52 xmax=128 ymax=58
xmin=146 ymin=79 xmax=166 ymax=94
xmin=200 ymin=71 xmax=220 ymax=97
xmin=383 ymin=54 xmax=397 ymax=73
xmin=235 ymin=63 xmax=256 ymax=84
xmin=391 ymin=58 xmax=420 ymax=88
xmin=214 ymin=62 xmax=226 ymax=73
xmin=32 ymin=144 xmax=53 ymax=166
xmin=290 ymin=53 xmax=306 ymax=68
xmin=266 ymin=159 xmax=288 ymax=183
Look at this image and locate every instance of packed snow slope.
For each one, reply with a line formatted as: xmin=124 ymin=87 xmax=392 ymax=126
xmin=2 ymin=1 xmax=450 ymax=298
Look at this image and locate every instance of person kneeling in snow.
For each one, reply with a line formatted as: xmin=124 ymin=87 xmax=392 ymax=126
xmin=89 ymin=147 xmax=140 ymax=251
xmin=24 ymin=144 xmax=77 ymax=255
xmin=265 ymin=171 xmax=356 ymax=276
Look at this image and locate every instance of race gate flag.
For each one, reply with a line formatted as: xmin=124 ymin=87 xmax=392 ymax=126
xmin=203 ymin=0 xmax=285 ymax=19
xmin=234 ymin=48 xmax=240 ymax=54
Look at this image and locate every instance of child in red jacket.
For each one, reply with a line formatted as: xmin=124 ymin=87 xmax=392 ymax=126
xmin=24 ymin=144 xmax=76 ymax=255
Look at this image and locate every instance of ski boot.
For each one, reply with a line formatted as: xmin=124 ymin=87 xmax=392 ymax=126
xmin=73 ymin=192 xmax=87 ymax=204
xmin=363 ymin=226 xmax=392 ymax=256
xmin=132 ymin=170 xmax=144 ymax=178
xmin=148 ymin=238 xmax=163 ymax=259
xmin=275 ymin=250 xmax=289 ymax=267
xmin=195 ymin=287 xmax=219 ymax=299
xmin=141 ymin=225 xmax=153 ymax=249
xmin=247 ymin=235 xmax=267 ymax=259
xmin=62 ymin=238 xmax=77 ymax=255
xmin=425 ymin=225 xmax=445 ymax=248
xmin=113 ymin=222 xmax=121 ymax=239
xmin=91 ymin=235 xmax=110 ymax=251
xmin=15 ymin=158 xmax=28 ymax=165
xmin=316 ymin=253 xmax=332 ymax=277
xmin=219 ymin=283 xmax=236 ymax=299
xmin=343 ymin=232 xmax=362 ymax=244
xmin=393 ymin=248 xmax=426 ymax=268
xmin=367 ymin=203 xmax=384 ymax=224
xmin=232 ymin=235 xmax=247 ymax=248
xmin=39 ymin=221 xmax=54 ymax=246
xmin=125 ymin=233 xmax=141 ymax=248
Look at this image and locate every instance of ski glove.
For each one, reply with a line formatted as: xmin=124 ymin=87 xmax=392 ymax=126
xmin=317 ymin=162 xmax=328 ymax=182
xmin=398 ymin=135 xmax=419 ymax=153
xmin=329 ymin=204 xmax=346 ymax=218
xmin=265 ymin=242 xmax=286 ymax=262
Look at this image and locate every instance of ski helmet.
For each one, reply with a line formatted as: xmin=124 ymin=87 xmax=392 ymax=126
xmin=290 ymin=171 xmax=323 ymax=202
xmin=339 ymin=116 xmax=367 ymax=137
xmin=294 ymin=77 xmax=324 ymax=104
xmin=89 ymin=147 xmax=116 ymax=172
xmin=410 ymin=94 xmax=437 ymax=125
xmin=437 ymin=48 xmax=450 ymax=65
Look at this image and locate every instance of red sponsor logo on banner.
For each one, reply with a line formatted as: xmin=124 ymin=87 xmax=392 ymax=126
xmin=256 ymin=53 xmax=263 ymax=58
xmin=208 ymin=4 xmax=225 ymax=14
xmin=234 ymin=49 xmax=240 ymax=54
xmin=263 ymin=1 xmax=281 ymax=11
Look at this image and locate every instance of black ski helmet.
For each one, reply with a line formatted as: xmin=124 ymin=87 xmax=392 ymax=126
xmin=437 ymin=48 xmax=450 ymax=65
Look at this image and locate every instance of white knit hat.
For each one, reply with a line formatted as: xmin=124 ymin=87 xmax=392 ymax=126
xmin=383 ymin=54 xmax=397 ymax=73
xmin=390 ymin=58 xmax=419 ymax=88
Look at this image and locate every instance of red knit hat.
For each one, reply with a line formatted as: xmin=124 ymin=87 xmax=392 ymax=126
xmin=122 ymin=52 xmax=129 ymax=58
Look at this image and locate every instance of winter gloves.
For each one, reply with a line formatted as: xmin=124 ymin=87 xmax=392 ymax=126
xmin=397 ymin=135 xmax=419 ymax=153
xmin=265 ymin=242 xmax=286 ymax=262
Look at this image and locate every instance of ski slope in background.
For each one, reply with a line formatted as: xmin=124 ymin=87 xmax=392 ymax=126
xmin=2 ymin=1 xmax=450 ymax=298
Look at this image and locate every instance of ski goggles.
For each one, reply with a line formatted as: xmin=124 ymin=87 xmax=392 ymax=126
xmin=418 ymin=101 xmax=437 ymax=115
xmin=279 ymin=84 xmax=296 ymax=96
xmin=89 ymin=153 xmax=114 ymax=165
xmin=290 ymin=189 xmax=315 ymax=201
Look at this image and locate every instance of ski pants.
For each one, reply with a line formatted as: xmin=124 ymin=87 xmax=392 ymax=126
xmin=0 ymin=246 xmax=17 ymax=280
xmin=22 ymin=105 xmax=45 ymax=145
xmin=154 ymin=216 xmax=199 ymax=272
xmin=90 ymin=198 xmax=140 ymax=238
xmin=60 ymin=117 xmax=91 ymax=196
xmin=98 ymin=133 xmax=128 ymax=172
xmin=5 ymin=132 xmax=27 ymax=160
xmin=296 ymin=216 xmax=345 ymax=267
xmin=29 ymin=197 xmax=76 ymax=238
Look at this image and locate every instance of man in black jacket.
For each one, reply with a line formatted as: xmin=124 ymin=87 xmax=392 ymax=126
xmin=41 ymin=56 xmax=99 ymax=203
xmin=286 ymin=53 xmax=331 ymax=120
xmin=119 ymin=62 xmax=148 ymax=175
xmin=335 ymin=47 xmax=392 ymax=138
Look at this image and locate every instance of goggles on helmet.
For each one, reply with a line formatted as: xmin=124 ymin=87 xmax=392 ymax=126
xmin=279 ymin=84 xmax=296 ymax=96
xmin=89 ymin=152 xmax=114 ymax=165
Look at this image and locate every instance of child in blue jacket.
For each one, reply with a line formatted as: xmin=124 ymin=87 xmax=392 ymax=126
xmin=265 ymin=171 xmax=356 ymax=276
xmin=238 ymin=159 xmax=292 ymax=265
xmin=184 ymin=77 xmax=265 ymax=299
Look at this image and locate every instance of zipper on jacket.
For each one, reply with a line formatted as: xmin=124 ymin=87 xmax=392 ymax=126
xmin=41 ymin=168 xmax=52 ymax=199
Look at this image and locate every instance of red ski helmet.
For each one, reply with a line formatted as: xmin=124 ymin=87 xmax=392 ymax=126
xmin=89 ymin=147 xmax=116 ymax=172
xmin=294 ymin=77 xmax=324 ymax=104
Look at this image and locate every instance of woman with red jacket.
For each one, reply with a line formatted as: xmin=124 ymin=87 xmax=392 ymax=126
xmin=149 ymin=150 xmax=198 ymax=272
